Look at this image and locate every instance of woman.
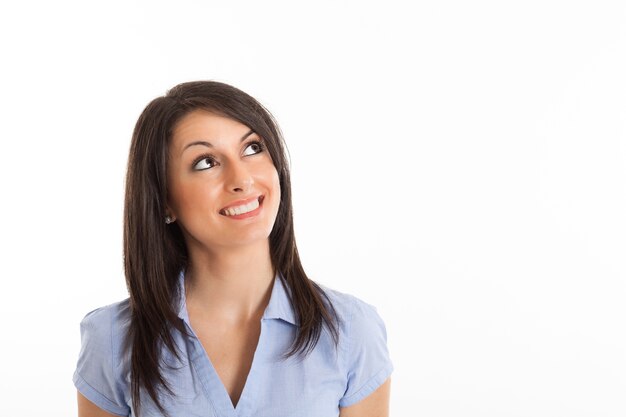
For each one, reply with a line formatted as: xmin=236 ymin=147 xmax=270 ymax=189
xmin=73 ymin=81 xmax=393 ymax=417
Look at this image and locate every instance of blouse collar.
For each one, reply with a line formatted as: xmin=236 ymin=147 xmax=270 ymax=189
xmin=176 ymin=269 xmax=298 ymax=327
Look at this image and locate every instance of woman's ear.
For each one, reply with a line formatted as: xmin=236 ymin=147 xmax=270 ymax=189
xmin=165 ymin=204 xmax=177 ymax=224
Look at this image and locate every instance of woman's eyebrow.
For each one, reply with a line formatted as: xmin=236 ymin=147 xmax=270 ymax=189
xmin=181 ymin=129 xmax=255 ymax=154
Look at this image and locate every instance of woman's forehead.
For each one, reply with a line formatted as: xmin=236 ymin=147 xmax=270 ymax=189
xmin=171 ymin=110 xmax=253 ymax=155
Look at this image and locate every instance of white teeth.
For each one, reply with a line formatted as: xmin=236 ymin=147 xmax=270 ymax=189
xmin=223 ymin=198 xmax=260 ymax=216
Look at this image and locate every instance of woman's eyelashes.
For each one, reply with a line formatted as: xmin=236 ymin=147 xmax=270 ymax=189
xmin=243 ymin=140 xmax=265 ymax=156
xmin=192 ymin=154 xmax=217 ymax=171
xmin=192 ymin=140 xmax=265 ymax=171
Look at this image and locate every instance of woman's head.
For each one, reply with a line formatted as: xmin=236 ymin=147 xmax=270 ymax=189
xmin=166 ymin=109 xmax=281 ymax=256
xmin=124 ymin=81 xmax=295 ymax=283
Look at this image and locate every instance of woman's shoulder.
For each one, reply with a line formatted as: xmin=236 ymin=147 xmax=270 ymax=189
xmin=316 ymin=283 xmax=387 ymax=335
xmin=79 ymin=298 xmax=132 ymax=334
xmin=74 ymin=299 xmax=133 ymax=416
xmin=317 ymin=283 xmax=377 ymax=314
xmin=316 ymin=283 xmax=394 ymax=408
xmin=77 ymin=298 xmax=132 ymax=359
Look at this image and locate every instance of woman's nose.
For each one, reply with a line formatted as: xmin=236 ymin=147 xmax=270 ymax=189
xmin=225 ymin=161 xmax=254 ymax=193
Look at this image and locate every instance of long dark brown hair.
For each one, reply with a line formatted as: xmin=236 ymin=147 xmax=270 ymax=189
xmin=123 ymin=81 xmax=340 ymax=416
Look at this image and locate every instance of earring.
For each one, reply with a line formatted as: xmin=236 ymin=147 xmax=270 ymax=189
xmin=165 ymin=215 xmax=174 ymax=224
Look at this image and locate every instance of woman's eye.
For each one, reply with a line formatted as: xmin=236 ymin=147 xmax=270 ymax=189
xmin=243 ymin=141 xmax=264 ymax=156
xmin=192 ymin=142 xmax=263 ymax=171
xmin=193 ymin=157 xmax=217 ymax=171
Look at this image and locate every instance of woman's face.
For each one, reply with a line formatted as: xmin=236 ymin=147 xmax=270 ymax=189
xmin=166 ymin=110 xmax=281 ymax=252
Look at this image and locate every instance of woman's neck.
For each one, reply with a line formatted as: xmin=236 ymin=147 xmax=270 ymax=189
xmin=183 ymin=240 xmax=275 ymax=325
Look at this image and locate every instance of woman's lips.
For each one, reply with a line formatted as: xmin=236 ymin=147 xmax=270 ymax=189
xmin=220 ymin=195 xmax=262 ymax=211
xmin=220 ymin=195 xmax=264 ymax=218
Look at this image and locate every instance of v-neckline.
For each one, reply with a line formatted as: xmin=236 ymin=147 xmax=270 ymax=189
xmin=175 ymin=270 xmax=291 ymax=416
xmin=182 ymin=314 xmax=268 ymax=417
xmin=202 ymin=320 xmax=264 ymax=417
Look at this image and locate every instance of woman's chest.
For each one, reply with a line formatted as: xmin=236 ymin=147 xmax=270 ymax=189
xmin=194 ymin=322 xmax=262 ymax=407
xmin=133 ymin=320 xmax=347 ymax=417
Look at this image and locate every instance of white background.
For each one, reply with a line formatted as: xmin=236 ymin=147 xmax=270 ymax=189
xmin=1 ymin=1 xmax=625 ymax=416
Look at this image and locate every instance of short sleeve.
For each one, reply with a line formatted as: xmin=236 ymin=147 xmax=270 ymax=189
xmin=73 ymin=305 xmax=131 ymax=417
xmin=339 ymin=297 xmax=394 ymax=408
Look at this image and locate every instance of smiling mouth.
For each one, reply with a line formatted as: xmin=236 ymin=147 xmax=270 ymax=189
xmin=220 ymin=195 xmax=264 ymax=216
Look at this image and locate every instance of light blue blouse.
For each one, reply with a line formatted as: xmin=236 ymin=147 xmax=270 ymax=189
xmin=73 ymin=271 xmax=393 ymax=416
